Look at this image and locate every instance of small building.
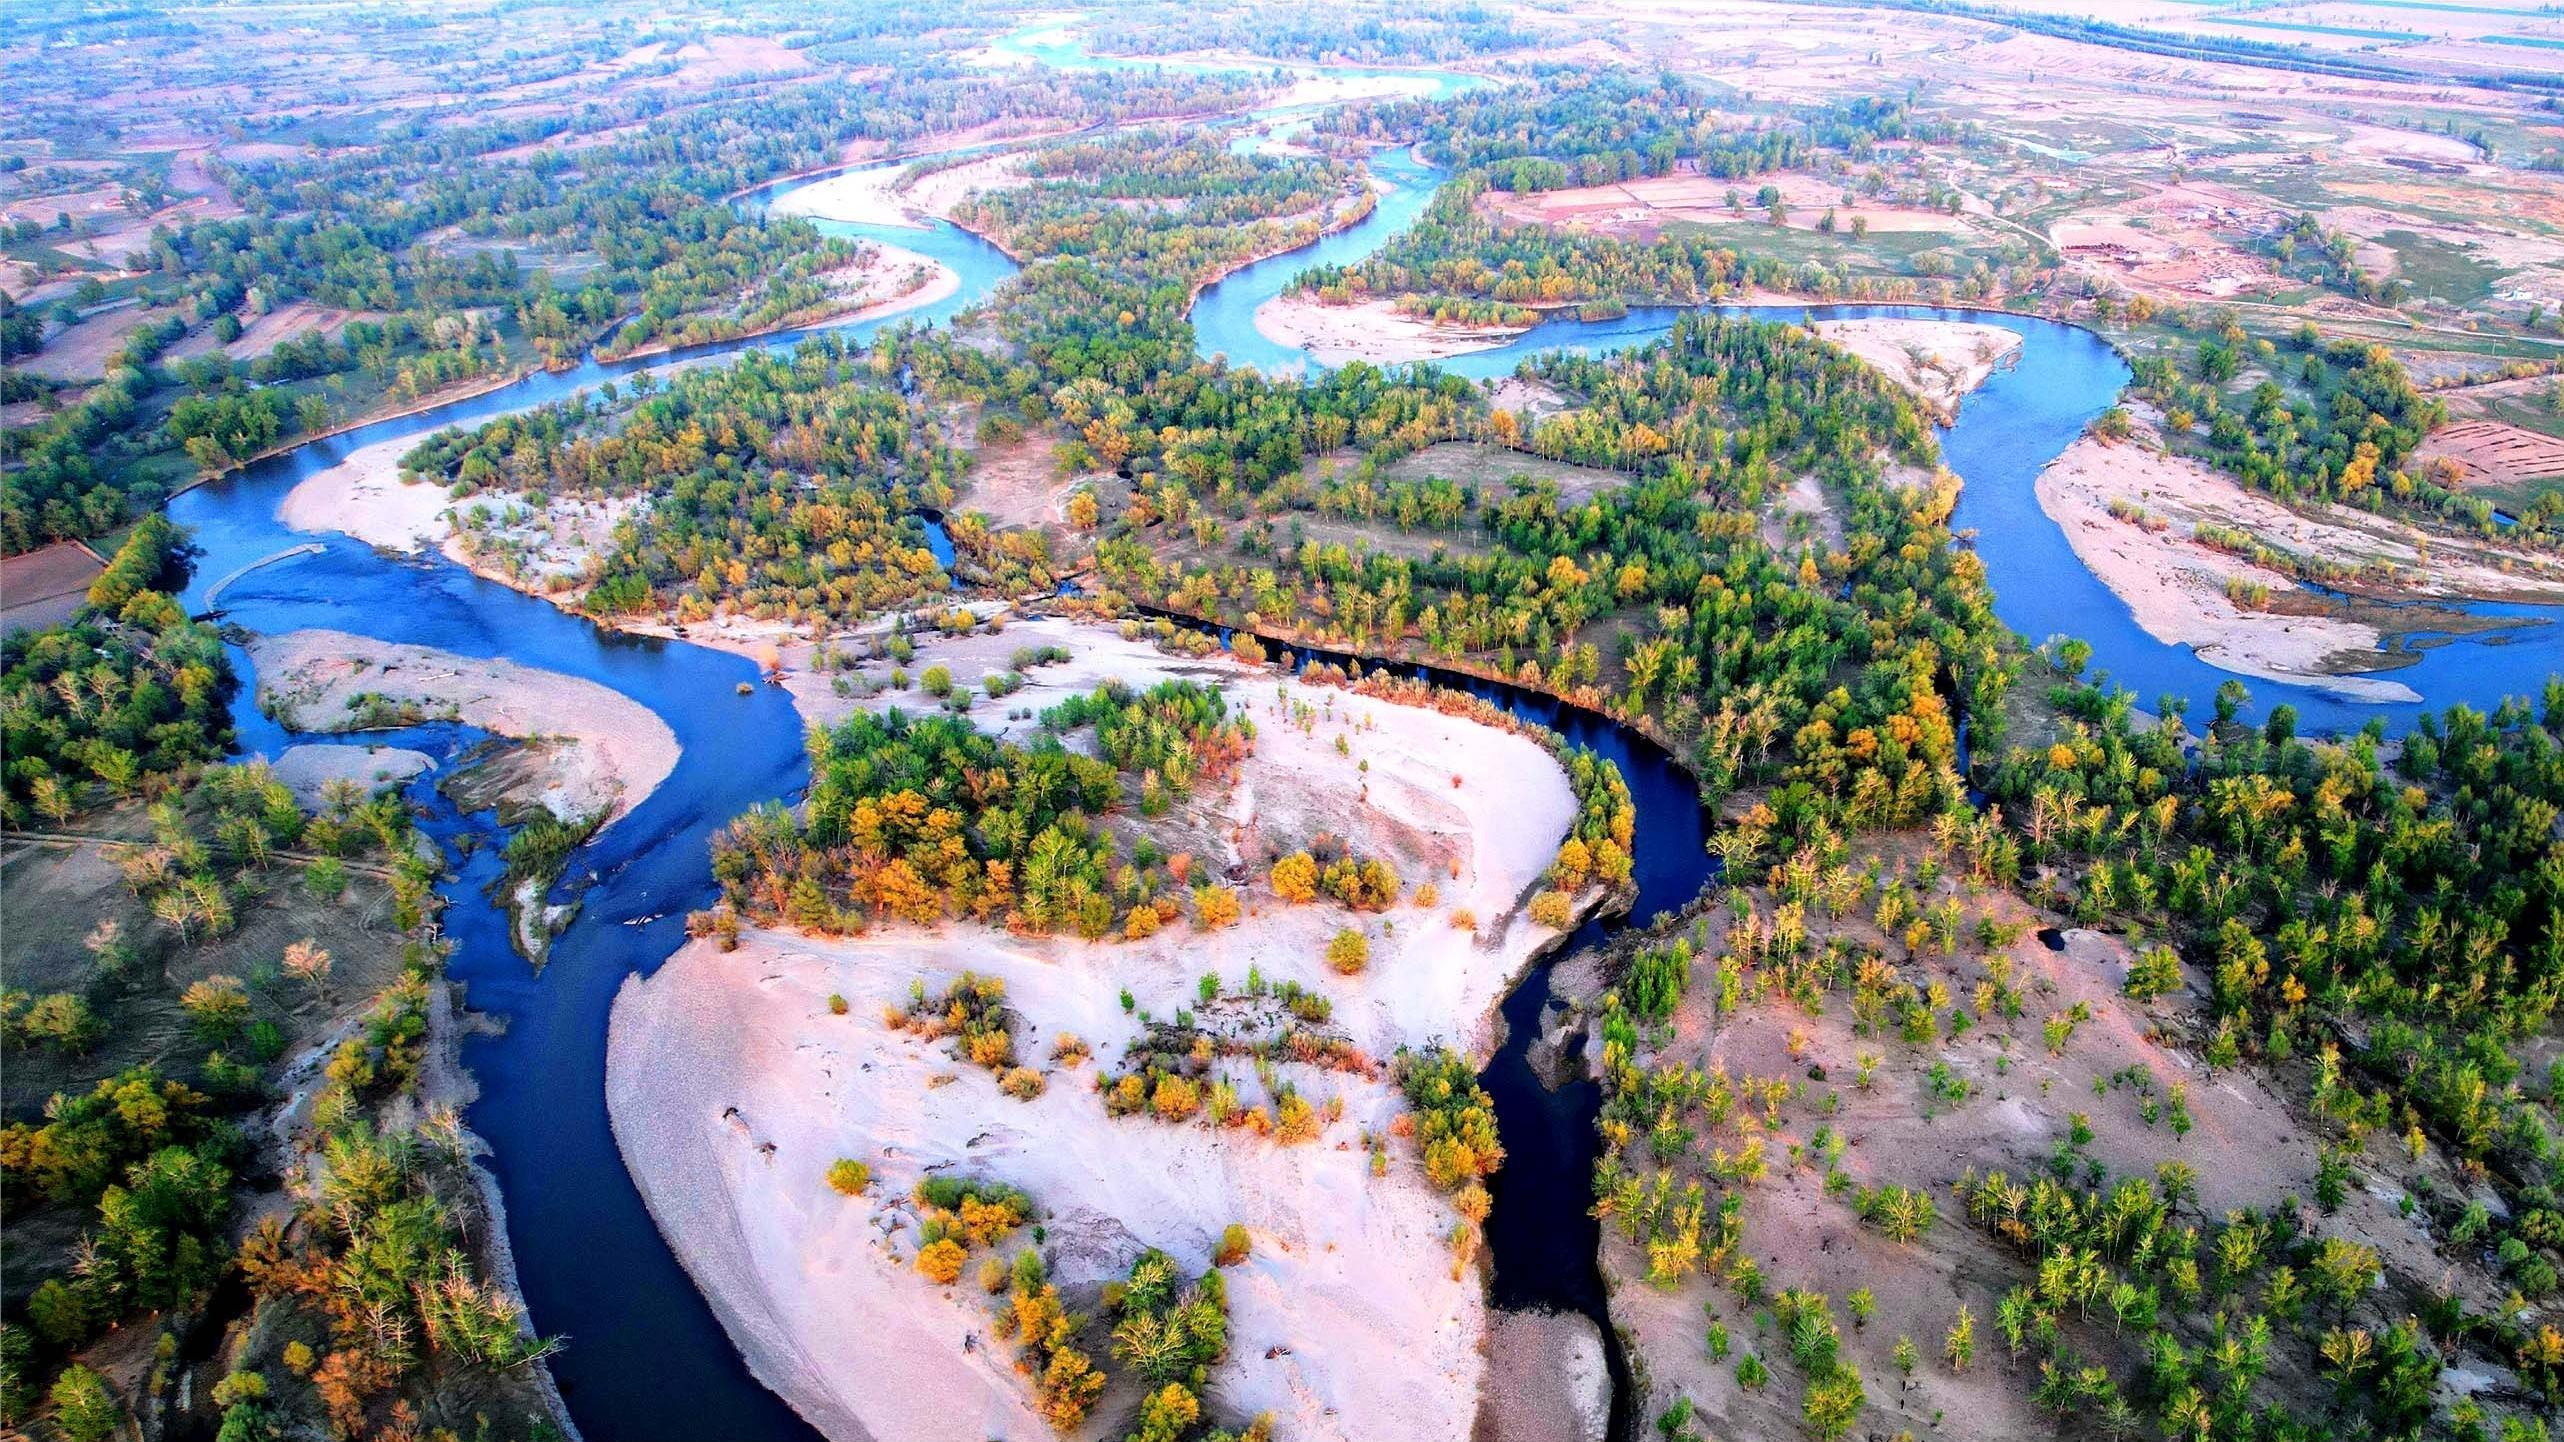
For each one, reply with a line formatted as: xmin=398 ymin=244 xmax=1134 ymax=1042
xmin=0 ymin=539 xmax=108 ymax=635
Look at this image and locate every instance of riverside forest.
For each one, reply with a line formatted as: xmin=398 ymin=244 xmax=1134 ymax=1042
xmin=5 ymin=3 xmax=2564 ymax=1442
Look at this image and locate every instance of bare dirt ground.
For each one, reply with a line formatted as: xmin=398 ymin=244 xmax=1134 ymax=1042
xmin=958 ymin=427 xmax=1095 ymax=536
xmin=0 ymin=824 xmax=405 ymax=1129
xmin=166 ymin=301 xmax=383 ymax=363
xmin=1382 ymin=440 xmax=1630 ymax=505
xmin=2416 ymin=418 xmax=2564 ymax=492
xmin=608 ymin=624 xmax=1593 ymax=1442
xmin=1484 ymin=377 xmax=1575 ymax=421
xmin=1760 ymin=474 xmax=1844 ymax=556
xmin=17 ymin=301 xmax=157 ymax=382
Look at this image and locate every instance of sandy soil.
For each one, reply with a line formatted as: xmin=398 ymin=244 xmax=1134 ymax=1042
xmin=1484 ymin=377 xmax=1573 ymax=421
xmin=771 ymin=154 xmax=1030 ymax=230
xmin=444 ymin=490 xmax=637 ymax=598
xmin=264 ymin=743 xmax=433 ymax=807
xmin=604 ymin=239 xmax=957 ymax=360
xmin=1808 ymin=319 xmax=2022 ymax=419
xmin=248 ymin=629 xmax=676 ymax=824
xmin=1263 ymin=72 xmax=1442 ymax=109
xmin=1604 ymin=852 xmax=2469 ymax=1442
xmin=276 ymin=435 xmax=458 ymax=552
xmin=832 ymin=240 xmax=959 ymax=322
xmin=2046 ymin=410 xmax=2564 ymax=603
xmin=2417 ymin=418 xmax=2564 ymax=491
xmin=1253 ymin=294 xmax=1526 ymax=367
xmin=607 ymin=621 xmax=1592 ymax=1442
xmin=2033 ymin=434 xmax=2419 ymax=701
xmin=277 ymin=431 xmax=641 ymax=604
xmin=959 ymin=428 xmax=1096 ymax=535
xmin=1759 ymin=473 xmax=1843 ymax=555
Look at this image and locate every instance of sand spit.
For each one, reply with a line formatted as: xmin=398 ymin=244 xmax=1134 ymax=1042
xmin=277 ymin=438 xmax=634 ymax=609
xmin=248 ymin=629 xmax=677 ymax=823
xmin=1808 ymin=318 xmax=2022 ymax=419
xmin=2032 ymin=435 xmax=2421 ymax=702
xmin=843 ymin=240 xmax=960 ymax=319
xmin=604 ymin=240 xmax=959 ymax=361
xmin=609 ymin=626 xmax=1591 ymax=1442
xmin=277 ymin=435 xmax=456 ymax=553
xmin=1252 ymin=294 xmax=1526 ymax=367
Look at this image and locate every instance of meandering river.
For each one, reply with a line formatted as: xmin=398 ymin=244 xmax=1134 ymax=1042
xmin=161 ymin=31 xmax=2559 ymax=1442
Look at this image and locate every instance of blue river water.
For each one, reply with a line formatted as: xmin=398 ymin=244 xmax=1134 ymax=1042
xmin=149 ymin=30 xmax=2559 ymax=1442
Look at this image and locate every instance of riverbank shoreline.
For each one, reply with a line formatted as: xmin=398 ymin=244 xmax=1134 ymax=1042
xmin=2034 ymin=416 xmax=2564 ymax=701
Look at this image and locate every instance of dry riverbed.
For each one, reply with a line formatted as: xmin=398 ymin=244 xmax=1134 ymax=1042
xmin=608 ymin=622 xmax=1597 ymax=1442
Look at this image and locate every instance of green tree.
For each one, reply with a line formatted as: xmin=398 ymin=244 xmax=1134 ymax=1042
xmin=48 ymin=1365 xmax=120 ymax=1442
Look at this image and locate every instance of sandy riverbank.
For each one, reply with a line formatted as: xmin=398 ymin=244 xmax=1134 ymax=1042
xmin=2033 ymin=434 xmax=2421 ymax=701
xmin=608 ymin=621 xmax=1591 ymax=1442
xmin=275 ymin=433 xmax=633 ymax=605
xmin=770 ymin=154 xmax=1030 ymax=230
xmin=248 ymin=629 xmax=678 ymax=823
xmin=844 ymin=240 xmax=959 ymax=318
xmin=1808 ymin=318 xmax=2022 ymax=419
xmin=276 ymin=435 xmax=454 ymax=552
xmin=1253 ymin=294 xmax=1527 ymax=366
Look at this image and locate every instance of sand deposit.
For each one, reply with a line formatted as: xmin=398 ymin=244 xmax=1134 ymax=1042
xmin=248 ymin=629 xmax=676 ymax=823
xmin=608 ymin=622 xmax=1591 ymax=1442
xmin=1809 ymin=318 xmax=2022 ymax=418
xmin=2033 ymin=434 xmax=2420 ymax=701
xmin=771 ymin=154 xmax=1030 ymax=230
xmin=1252 ymin=294 xmax=1526 ymax=366
xmin=277 ymin=435 xmax=458 ymax=553
xmin=264 ymin=743 xmax=434 ymax=807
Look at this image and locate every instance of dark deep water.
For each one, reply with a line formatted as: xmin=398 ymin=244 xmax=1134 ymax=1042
xmin=152 ymin=33 xmax=2561 ymax=1440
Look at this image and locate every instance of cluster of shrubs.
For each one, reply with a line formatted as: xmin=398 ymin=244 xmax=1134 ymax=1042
xmin=891 ymin=972 xmax=1043 ymax=1099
